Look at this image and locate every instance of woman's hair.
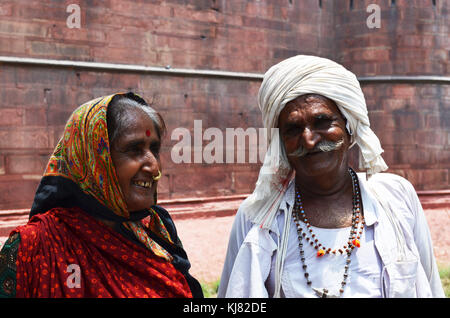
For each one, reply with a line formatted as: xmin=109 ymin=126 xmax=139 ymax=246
xmin=107 ymin=92 xmax=167 ymax=146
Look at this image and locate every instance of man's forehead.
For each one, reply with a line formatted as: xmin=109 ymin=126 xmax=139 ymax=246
xmin=290 ymin=94 xmax=337 ymax=107
xmin=278 ymin=94 xmax=348 ymax=128
xmin=283 ymin=95 xmax=339 ymax=115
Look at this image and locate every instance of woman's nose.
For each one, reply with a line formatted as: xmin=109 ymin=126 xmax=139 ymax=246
xmin=141 ymin=150 xmax=159 ymax=174
xmin=301 ymin=127 xmax=320 ymax=150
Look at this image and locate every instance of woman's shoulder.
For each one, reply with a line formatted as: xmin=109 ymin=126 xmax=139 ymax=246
xmin=15 ymin=207 xmax=82 ymax=242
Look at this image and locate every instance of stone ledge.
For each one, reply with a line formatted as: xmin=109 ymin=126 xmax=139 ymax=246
xmin=0 ymin=194 xmax=248 ymax=238
xmin=0 ymin=191 xmax=448 ymax=239
xmin=416 ymin=190 xmax=450 ymax=210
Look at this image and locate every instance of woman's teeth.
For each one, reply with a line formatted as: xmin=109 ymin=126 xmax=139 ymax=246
xmin=134 ymin=181 xmax=152 ymax=188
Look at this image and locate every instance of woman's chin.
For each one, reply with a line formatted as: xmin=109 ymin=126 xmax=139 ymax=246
xmin=126 ymin=197 xmax=155 ymax=212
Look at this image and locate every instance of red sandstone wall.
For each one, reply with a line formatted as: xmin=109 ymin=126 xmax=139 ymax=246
xmin=334 ymin=0 xmax=449 ymax=189
xmin=0 ymin=63 xmax=267 ymax=209
xmin=335 ymin=0 xmax=448 ymax=76
xmin=0 ymin=0 xmax=448 ymax=210
xmin=363 ymin=82 xmax=449 ymax=189
xmin=0 ymin=0 xmax=334 ymax=72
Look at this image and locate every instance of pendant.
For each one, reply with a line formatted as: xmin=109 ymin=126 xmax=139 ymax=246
xmin=352 ymin=239 xmax=361 ymax=248
xmin=317 ymin=249 xmax=325 ymax=257
xmin=312 ymin=287 xmax=339 ymax=298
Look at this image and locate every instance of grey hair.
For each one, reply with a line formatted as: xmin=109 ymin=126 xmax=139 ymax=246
xmin=106 ymin=92 xmax=166 ymax=146
xmin=288 ymin=138 xmax=345 ymax=158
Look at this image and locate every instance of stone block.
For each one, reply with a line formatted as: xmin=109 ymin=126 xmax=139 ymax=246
xmin=0 ymin=109 xmax=24 ymax=126
xmin=5 ymin=154 xmax=47 ymax=175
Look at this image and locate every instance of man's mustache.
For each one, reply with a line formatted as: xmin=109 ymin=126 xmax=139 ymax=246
xmin=288 ymin=138 xmax=345 ymax=158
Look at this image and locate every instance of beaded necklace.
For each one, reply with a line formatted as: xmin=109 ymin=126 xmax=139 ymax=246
xmin=292 ymin=167 xmax=364 ymax=298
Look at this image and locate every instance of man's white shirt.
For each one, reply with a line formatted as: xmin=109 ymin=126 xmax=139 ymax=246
xmin=218 ymin=173 xmax=445 ymax=298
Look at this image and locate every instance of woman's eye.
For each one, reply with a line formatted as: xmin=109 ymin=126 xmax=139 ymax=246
xmin=126 ymin=145 xmax=142 ymax=154
xmin=150 ymin=144 xmax=161 ymax=157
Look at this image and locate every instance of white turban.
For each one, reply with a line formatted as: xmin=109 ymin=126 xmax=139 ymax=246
xmin=242 ymin=54 xmax=388 ymax=228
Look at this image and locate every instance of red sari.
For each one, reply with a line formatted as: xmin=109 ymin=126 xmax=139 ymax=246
xmin=13 ymin=207 xmax=192 ymax=298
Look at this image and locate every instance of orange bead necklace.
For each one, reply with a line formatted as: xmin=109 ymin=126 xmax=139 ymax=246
xmin=292 ymin=167 xmax=364 ymax=297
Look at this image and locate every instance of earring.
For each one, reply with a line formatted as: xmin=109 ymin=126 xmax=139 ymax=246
xmin=152 ymin=170 xmax=162 ymax=181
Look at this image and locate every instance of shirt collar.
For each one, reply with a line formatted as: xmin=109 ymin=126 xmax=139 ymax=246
xmin=357 ymin=172 xmax=379 ymax=227
xmin=279 ymin=178 xmax=295 ymax=214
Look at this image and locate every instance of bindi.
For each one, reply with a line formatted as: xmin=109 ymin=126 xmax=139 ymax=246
xmin=145 ymin=129 xmax=151 ymax=137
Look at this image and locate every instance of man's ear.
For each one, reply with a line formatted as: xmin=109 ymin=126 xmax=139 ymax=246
xmin=343 ymin=117 xmax=355 ymax=148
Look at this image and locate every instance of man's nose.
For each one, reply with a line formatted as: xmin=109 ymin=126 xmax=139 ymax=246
xmin=301 ymin=127 xmax=320 ymax=150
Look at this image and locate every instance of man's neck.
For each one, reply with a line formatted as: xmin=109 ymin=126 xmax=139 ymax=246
xmin=294 ymin=166 xmax=356 ymax=228
xmin=295 ymin=166 xmax=352 ymax=198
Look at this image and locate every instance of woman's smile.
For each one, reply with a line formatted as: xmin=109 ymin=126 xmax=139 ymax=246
xmin=132 ymin=179 xmax=153 ymax=189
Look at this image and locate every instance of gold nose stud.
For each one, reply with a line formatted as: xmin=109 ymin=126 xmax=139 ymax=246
xmin=152 ymin=170 xmax=162 ymax=181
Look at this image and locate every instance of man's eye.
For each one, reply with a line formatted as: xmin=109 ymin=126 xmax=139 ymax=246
xmin=315 ymin=116 xmax=333 ymax=128
xmin=284 ymin=125 xmax=301 ymax=136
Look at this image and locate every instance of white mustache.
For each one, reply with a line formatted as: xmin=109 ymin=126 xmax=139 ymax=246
xmin=288 ymin=138 xmax=345 ymax=158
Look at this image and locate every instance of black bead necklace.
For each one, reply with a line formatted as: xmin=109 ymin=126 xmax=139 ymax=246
xmin=292 ymin=167 xmax=364 ymax=298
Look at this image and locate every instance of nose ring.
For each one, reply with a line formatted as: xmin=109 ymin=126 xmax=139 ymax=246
xmin=152 ymin=170 xmax=162 ymax=181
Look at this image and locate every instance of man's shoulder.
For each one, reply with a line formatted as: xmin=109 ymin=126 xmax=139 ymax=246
xmin=369 ymin=172 xmax=408 ymax=182
xmin=234 ymin=202 xmax=256 ymax=231
xmin=366 ymin=172 xmax=415 ymax=193
xmin=364 ymin=172 xmax=422 ymax=220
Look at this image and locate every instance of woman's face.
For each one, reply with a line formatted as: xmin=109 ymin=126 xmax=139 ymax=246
xmin=110 ymin=107 xmax=161 ymax=212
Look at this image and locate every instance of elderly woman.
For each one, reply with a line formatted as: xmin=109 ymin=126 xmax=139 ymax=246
xmin=0 ymin=92 xmax=203 ymax=298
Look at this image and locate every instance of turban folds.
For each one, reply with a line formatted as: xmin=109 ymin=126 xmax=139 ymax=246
xmin=242 ymin=55 xmax=388 ymax=228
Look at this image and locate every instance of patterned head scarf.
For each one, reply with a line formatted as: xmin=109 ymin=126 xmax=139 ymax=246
xmin=34 ymin=93 xmax=174 ymax=261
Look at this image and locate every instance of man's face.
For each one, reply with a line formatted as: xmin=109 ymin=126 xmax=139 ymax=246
xmin=278 ymin=94 xmax=351 ymax=178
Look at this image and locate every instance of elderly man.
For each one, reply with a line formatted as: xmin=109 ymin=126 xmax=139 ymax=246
xmin=218 ymin=55 xmax=444 ymax=298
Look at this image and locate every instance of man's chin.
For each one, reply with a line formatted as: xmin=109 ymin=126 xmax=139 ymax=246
xmin=293 ymin=153 xmax=342 ymax=175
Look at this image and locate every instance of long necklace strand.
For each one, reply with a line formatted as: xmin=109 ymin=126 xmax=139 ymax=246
xmin=292 ymin=167 xmax=364 ymax=297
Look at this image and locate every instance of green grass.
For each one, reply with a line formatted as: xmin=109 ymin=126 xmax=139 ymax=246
xmin=201 ymin=279 xmax=220 ymax=298
xmin=201 ymin=265 xmax=450 ymax=298
xmin=439 ymin=264 xmax=450 ymax=298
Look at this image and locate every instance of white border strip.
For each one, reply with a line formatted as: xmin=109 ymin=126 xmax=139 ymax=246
xmin=1 ymin=56 xmax=449 ymax=83
xmin=0 ymin=56 xmax=264 ymax=80
xmin=358 ymin=75 xmax=450 ymax=83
